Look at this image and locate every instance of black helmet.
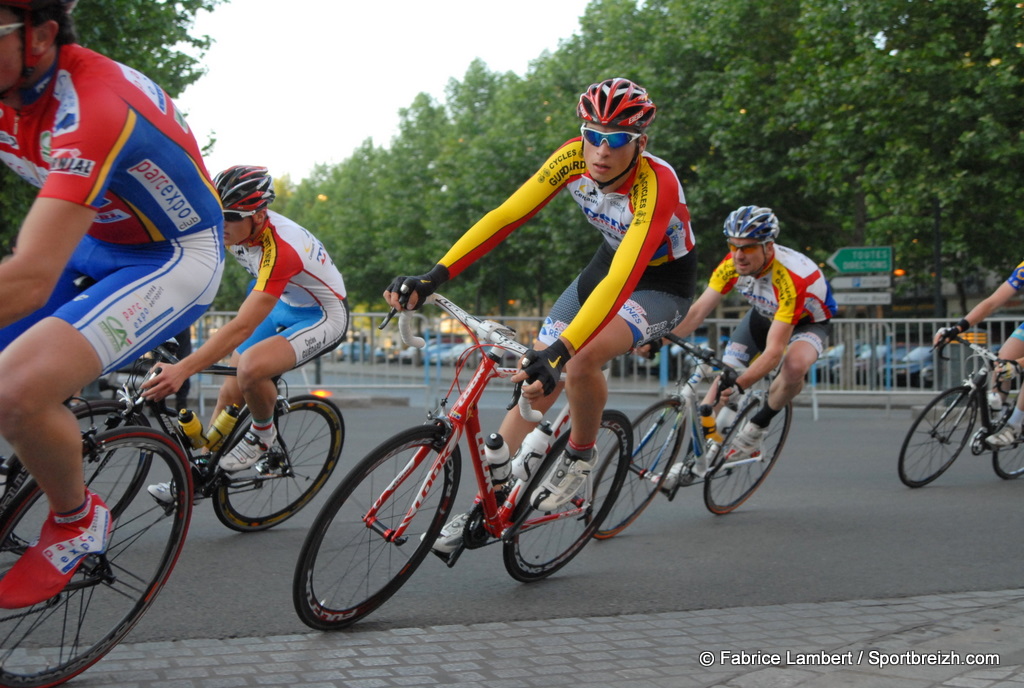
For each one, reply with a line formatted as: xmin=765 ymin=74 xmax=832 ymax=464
xmin=213 ymin=165 xmax=276 ymax=215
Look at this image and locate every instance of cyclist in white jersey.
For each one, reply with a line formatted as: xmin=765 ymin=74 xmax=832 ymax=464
xmin=142 ymin=166 xmax=349 ymax=474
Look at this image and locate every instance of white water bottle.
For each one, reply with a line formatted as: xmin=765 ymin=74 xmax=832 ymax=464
xmin=510 ymin=422 xmax=553 ymax=482
xmin=482 ymin=432 xmax=511 ymax=486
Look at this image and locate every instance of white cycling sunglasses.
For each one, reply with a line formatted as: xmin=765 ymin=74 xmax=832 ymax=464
xmin=0 ymin=23 xmax=24 ymax=39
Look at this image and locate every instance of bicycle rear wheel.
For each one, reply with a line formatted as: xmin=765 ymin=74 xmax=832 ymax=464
xmin=0 ymin=427 xmax=191 ymax=688
xmin=594 ymin=399 xmax=685 ymax=540
xmin=704 ymin=398 xmax=791 ymax=515
xmin=293 ymin=425 xmax=459 ymax=631
xmin=214 ymin=395 xmax=345 ymax=532
xmin=898 ymin=386 xmax=976 ymax=487
xmin=503 ymin=409 xmax=631 ymax=582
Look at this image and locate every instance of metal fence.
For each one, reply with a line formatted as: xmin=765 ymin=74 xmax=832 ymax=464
xmin=185 ymin=309 xmax=1022 ymax=412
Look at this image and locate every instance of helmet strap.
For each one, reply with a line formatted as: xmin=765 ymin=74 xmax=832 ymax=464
xmin=595 ymin=142 xmax=642 ymax=191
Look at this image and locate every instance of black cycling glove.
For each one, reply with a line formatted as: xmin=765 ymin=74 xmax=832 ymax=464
xmin=716 ymin=368 xmax=744 ymax=396
xmin=386 ymin=264 xmax=450 ymax=310
xmin=520 ymin=340 xmax=571 ymax=396
xmin=936 ymin=318 xmax=971 ymax=345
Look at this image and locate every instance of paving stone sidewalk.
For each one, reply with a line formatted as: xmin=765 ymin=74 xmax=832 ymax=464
xmin=73 ymin=588 xmax=1024 ymax=688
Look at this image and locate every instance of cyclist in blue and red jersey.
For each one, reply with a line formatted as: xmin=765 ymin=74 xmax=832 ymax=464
xmin=934 ymin=261 xmax=1024 ymax=448
xmin=384 ymin=77 xmax=697 ymax=550
xmin=0 ymin=0 xmax=223 ymax=608
xmin=663 ymin=206 xmax=836 ymax=488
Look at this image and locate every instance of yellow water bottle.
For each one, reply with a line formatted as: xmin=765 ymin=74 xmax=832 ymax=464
xmin=205 ymin=405 xmax=240 ymax=452
xmin=177 ymin=409 xmax=207 ymax=449
xmin=698 ymin=404 xmax=722 ymax=444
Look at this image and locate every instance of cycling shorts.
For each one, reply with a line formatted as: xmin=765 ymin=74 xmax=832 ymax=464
xmin=0 ymin=229 xmax=224 ymax=375
xmin=237 ymin=299 xmax=349 ymax=366
xmin=722 ymin=309 xmax=831 ymax=369
xmin=1009 ymin=323 xmax=1024 ymax=344
xmin=538 ymin=276 xmax=691 ymax=348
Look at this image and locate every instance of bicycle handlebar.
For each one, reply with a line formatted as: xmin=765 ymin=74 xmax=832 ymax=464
xmin=664 ymin=333 xmax=739 ymax=405
xmin=380 ymin=293 xmax=541 ymax=421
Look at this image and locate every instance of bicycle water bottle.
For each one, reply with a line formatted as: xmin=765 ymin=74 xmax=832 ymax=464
xmin=698 ymin=404 xmax=722 ymax=444
xmin=482 ymin=432 xmax=511 ymax=487
xmin=510 ymin=421 xmax=553 ymax=482
xmin=988 ymin=391 xmax=1004 ymax=413
xmin=205 ymin=404 xmax=240 ymax=452
xmin=177 ymin=409 xmax=207 ymax=449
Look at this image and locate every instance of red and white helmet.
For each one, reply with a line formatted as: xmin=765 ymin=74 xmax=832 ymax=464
xmin=577 ymin=77 xmax=656 ymax=130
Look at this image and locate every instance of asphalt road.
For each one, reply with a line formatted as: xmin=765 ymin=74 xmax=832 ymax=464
xmin=105 ymin=394 xmax=1024 ymax=642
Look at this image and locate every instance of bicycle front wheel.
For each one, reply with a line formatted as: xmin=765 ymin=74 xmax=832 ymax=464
xmin=704 ymin=399 xmax=791 ymax=515
xmin=0 ymin=427 xmax=191 ymax=688
xmin=594 ymin=399 xmax=685 ymax=540
xmin=214 ymin=395 xmax=345 ymax=532
xmin=293 ymin=424 xmax=459 ymax=631
xmin=898 ymin=386 xmax=976 ymax=487
xmin=503 ymin=409 xmax=631 ymax=582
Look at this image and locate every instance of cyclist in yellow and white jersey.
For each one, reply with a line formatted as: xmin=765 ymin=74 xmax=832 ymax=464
xmin=663 ymin=206 xmax=836 ymax=487
xmin=385 ymin=78 xmax=697 ymax=545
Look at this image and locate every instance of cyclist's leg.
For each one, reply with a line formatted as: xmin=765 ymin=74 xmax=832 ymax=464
xmin=0 ymin=233 xmax=220 ymax=606
xmin=988 ymin=329 xmax=1024 ymax=446
xmin=529 ymin=288 xmax=687 ymax=511
xmin=221 ymin=300 xmax=346 ymax=471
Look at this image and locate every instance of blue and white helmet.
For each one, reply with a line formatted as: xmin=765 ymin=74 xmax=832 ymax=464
xmin=722 ymin=205 xmax=779 ymax=242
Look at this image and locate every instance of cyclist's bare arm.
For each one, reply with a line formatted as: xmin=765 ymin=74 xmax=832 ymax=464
xmin=670 ymin=286 xmax=722 ymax=340
xmin=0 ymin=199 xmax=95 ymax=327
xmin=141 ymin=290 xmax=278 ymax=401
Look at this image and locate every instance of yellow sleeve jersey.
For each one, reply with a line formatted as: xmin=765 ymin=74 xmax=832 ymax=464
xmin=709 ymin=244 xmax=837 ymax=325
xmin=438 ymin=137 xmax=695 ymax=351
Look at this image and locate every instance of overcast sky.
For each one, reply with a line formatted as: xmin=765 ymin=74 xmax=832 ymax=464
xmin=175 ymin=1 xmax=593 ymax=183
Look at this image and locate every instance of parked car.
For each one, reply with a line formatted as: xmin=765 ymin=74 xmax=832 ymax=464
xmin=879 ymin=345 xmax=935 ymax=388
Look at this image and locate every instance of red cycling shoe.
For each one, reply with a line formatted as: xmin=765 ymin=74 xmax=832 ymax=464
xmin=0 ymin=490 xmax=112 ymax=609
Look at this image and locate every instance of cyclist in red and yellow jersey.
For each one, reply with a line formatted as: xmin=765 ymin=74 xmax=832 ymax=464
xmin=384 ymin=78 xmax=697 ymax=546
xmin=664 ymin=206 xmax=836 ymax=487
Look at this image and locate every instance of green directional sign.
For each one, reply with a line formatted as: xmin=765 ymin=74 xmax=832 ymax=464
xmin=826 ymin=246 xmax=892 ymax=274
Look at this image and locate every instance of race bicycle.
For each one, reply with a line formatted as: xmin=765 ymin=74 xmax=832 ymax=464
xmin=898 ymin=334 xmax=1024 ymax=486
xmin=113 ymin=343 xmax=346 ymax=532
xmin=596 ymin=334 xmax=792 ymax=539
xmin=292 ymin=293 xmax=632 ymax=630
xmin=0 ymin=399 xmax=191 ymax=687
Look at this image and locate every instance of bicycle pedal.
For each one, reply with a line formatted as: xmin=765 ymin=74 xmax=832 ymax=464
xmin=431 ymin=543 xmax=465 ymax=568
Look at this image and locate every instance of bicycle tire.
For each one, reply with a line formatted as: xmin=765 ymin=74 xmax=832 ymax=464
xmin=503 ymin=409 xmax=631 ymax=582
xmin=213 ymin=395 xmax=345 ymax=532
xmin=703 ymin=398 xmax=791 ymax=514
xmin=594 ymin=399 xmax=685 ymax=540
xmin=292 ymin=424 xmax=459 ymax=631
xmin=0 ymin=427 xmax=191 ymax=688
xmin=897 ymin=386 xmax=976 ymax=487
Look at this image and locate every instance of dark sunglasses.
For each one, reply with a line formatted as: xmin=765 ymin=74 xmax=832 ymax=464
xmin=727 ymin=241 xmax=766 ymax=255
xmin=579 ymin=124 xmax=642 ymax=149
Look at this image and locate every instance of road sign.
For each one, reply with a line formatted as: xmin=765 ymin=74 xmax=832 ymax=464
xmin=833 ymin=291 xmax=893 ymax=306
xmin=826 ymin=246 xmax=893 ymax=274
xmin=830 ymin=275 xmax=892 ymax=290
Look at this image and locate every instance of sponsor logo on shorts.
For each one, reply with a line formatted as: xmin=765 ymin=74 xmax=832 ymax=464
xmin=99 ymin=316 xmax=132 ymax=353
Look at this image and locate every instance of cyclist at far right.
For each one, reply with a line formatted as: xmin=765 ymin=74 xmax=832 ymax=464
xmin=662 ymin=205 xmax=837 ymax=489
xmin=933 ymin=260 xmax=1024 ymax=447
